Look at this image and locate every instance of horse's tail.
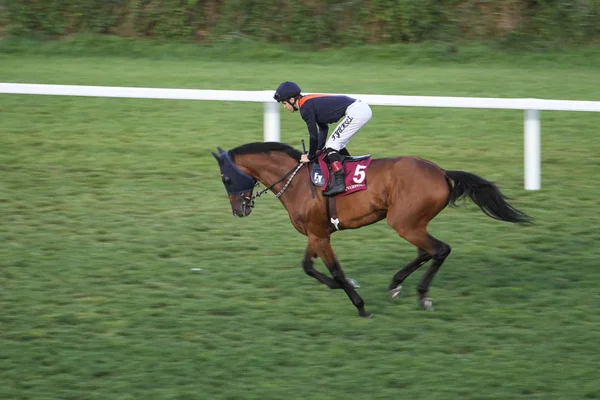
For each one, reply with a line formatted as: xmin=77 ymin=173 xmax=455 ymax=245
xmin=445 ymin=170 xmax=533 ymax=224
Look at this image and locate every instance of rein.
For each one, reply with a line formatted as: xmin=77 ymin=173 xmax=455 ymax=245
xmin=249 ymin=162 xmax=304 ymax=206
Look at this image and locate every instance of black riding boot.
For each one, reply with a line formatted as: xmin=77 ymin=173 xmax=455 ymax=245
xmin=339 ymin=147 xmax=351 ymax=156
xmin=323 ymin=150 xmax=346 ymax=196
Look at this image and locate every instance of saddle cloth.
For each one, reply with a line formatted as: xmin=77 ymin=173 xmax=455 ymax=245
xmin=311 ymin=153 xmax=372 ymax=197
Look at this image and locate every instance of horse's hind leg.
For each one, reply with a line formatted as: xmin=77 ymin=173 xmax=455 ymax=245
xmin=389 ymin=226 xmax=451 ymax=310
xmin=388 ymin=248 xmax=432 ymax=300
xmin=386 ymin=162 xmax=453 ymax=309
xmin=416 ymin=234 xmax=451 ymax=310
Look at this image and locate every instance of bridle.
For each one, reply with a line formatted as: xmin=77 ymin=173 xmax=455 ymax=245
xmin=215 ymin=147 xmax=305 ymax=214
xmin=237 ymin=162 xmax=304 ymax=212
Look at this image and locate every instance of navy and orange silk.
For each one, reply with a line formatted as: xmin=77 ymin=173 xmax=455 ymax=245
xmin=298 ymin=94 xmax=356 ymax=158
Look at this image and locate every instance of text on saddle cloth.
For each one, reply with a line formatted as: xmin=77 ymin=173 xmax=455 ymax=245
xmin=311 ymin=153 xmax=372 ymax=196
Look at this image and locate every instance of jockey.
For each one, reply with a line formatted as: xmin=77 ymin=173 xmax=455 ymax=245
xmin=273 ymin=81 xmax=373 ymax=196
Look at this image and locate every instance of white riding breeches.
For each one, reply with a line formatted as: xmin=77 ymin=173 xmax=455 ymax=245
xmin=325 ymin=100 xmax=372 ymax=151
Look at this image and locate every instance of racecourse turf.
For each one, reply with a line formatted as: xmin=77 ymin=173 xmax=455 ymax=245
xmin=1 ymin=41 xmax=600 ymax=399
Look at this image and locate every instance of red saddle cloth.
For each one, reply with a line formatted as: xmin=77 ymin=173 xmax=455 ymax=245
xmin=317 ymin=153 xmax=372 ymax=197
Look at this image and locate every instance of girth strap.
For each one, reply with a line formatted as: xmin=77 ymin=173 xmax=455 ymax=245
xmin=328 ymin=197 xmax=340 ymax=231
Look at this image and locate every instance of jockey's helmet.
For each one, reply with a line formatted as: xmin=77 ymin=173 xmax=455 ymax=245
xmin=273 ymin=81 xmax=301 ymax=102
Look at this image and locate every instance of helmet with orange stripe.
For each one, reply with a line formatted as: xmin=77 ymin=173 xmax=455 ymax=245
xmin=273 ymin=81 xmax=302 ymax=102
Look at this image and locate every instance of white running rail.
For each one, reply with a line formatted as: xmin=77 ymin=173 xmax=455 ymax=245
xmin=3 ymin=82 xmax=600 ymax=190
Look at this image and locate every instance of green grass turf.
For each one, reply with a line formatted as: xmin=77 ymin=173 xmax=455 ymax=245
xmin=1 ymin=42 xmax=600 ymax=399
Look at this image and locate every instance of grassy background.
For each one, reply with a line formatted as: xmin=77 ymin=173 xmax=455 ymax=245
xmin=2 ymin=40 xmax=600 ymax=399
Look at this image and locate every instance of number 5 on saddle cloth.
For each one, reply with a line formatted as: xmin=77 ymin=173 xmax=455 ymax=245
xmin=311 ymin=153 xmax=372 ymax=197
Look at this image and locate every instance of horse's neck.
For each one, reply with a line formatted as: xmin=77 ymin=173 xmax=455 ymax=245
xmin=238 ymin=153 xmax=310 ymax=220
xmin=238 ymin=153 xmax=298 ymax=188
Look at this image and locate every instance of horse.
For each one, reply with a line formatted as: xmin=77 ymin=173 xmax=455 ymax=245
xmin=212 ymin=141 xmax=532 ymax=318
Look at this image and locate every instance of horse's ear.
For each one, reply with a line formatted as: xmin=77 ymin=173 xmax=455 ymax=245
xmin=211 ymin=152 xmax=219 ymax=161
xmin=217 ymin=147 xmax=225 ymax=154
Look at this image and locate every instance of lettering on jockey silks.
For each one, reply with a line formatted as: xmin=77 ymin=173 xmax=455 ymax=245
xmin=331 ymin=116 xmax=354 ymax=141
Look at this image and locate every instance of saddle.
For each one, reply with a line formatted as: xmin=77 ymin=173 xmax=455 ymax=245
xmin=310 ymin=153 xmax=372 ymax=196
xmin=310 ymin=152 xmax=372 ymax=232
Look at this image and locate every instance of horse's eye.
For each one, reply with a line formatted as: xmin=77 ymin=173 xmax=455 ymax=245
xmin=222 ymin=175 xmax=231 ymax=184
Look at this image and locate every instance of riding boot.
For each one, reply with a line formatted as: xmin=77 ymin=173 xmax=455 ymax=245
xmin=323 ymin=150 xmax=346 ymax=196
xmin=339 ymin=147 xmax=351 ymax=157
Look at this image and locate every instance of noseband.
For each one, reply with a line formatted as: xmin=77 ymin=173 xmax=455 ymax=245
xmin=240 ymin=192 xmax=255 ymax=213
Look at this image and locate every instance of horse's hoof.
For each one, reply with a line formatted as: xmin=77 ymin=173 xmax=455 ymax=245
xmin=360 ymin=312 xmax=374 ymax=319
xmin=389 ymin=285 xmax=402 ymax=300
xmin=346 ymin=277 xmax=360 ymax=288
xmin=420 ymin=297 xmax=434 ymax=311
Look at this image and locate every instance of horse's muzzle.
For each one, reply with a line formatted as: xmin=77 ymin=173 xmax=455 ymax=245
xmin=232 ymin=207 xmax=252 ymax=217
xmin=232 ymin=199 xmax=253 ymax=217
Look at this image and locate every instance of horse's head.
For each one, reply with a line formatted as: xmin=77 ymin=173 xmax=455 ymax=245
xmin=212 ymin=147 xmax=257 ymax=217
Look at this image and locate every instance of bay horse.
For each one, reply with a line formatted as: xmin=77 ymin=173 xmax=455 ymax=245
xmin=212 ymin=142 xmax=532 ymax=318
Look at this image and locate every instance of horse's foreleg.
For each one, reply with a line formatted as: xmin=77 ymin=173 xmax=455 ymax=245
xmin=311 ymin=236 xmax=372 ymax=318
xmin=302 ymin=248 xmax=342 ymax=289
xmin=388 ymin=248 xmax=432 ymax=300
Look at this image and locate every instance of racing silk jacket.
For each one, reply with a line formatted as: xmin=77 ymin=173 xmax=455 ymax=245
xmin=298 ymin=94 xmax=356 ymax=158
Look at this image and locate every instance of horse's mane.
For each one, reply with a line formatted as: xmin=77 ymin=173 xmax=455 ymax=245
xmin=229 ymin=142 xmax=302 ymax=161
